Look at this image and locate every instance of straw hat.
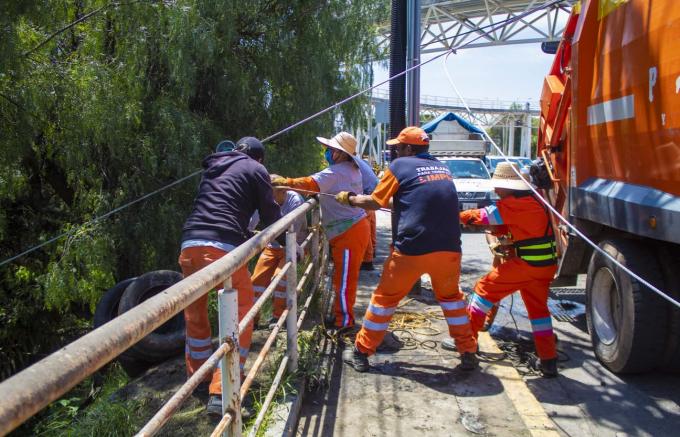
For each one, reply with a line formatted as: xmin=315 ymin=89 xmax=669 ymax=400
xmin=491 ymin=162 xmax=532 ymax=190
xmin=316 ymin=132 xmax=357 ymax=156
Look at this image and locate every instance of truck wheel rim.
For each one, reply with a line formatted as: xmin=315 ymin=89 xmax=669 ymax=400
xmin=592 ymin=267 xmax=620 ymax=346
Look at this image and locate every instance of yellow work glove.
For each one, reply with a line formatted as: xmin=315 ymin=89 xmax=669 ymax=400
xmin=335 ymin=191 xmax=356 ymax=206
xmin=271 ymin=176 xmax=288 ymax=186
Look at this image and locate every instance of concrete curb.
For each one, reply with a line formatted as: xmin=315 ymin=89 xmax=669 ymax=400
xmin=478 ymin=332 xmax=560 ymax=437
xmin=263 ymin=377 xmax=306 ymax=437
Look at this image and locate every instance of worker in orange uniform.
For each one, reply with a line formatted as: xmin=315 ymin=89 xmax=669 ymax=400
xmin=337 ymin=126 xmax=478 ymax=372
xmin=249 ymin=186 xmax=307 ymax=327
xmin=178 ymin=137 xmax=284 ymax=416
xmin=443 ymin=161 xmax=559 ymax=377
xmin=271 ymin=132 xmax=369 ymax=330
xmin=355 ymin=156 xmax=379 ymax=270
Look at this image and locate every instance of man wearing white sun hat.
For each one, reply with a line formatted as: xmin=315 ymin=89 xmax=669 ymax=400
xmin=443 ymin=161 xmax=560 ymax=377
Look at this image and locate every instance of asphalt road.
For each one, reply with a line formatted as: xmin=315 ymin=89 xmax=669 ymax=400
xmin=460 ymin=231 xmax=680 ymax=437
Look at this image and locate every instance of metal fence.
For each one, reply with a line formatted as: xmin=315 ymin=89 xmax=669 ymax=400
xmin=0 ymin=198 xmax=328 ymax=437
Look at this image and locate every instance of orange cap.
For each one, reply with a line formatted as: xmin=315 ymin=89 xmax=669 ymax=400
xmin=385 ymin=126 xmax=430 ymax=146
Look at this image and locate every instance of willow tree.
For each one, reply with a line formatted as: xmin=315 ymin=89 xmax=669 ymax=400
xmin=0 ymin=0 xmax=388 ymax=378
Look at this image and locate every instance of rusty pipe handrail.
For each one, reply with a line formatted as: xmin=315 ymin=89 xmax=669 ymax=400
xmin=144 ymin=223 xmax=324 ymax=436
xmin=247 ymin=355 xmax=290 ymax=437
xmin=0 ymin=198 xmax=317 ymax=436
xmin=240 ymin=308 xmax=289 ymax=398
xmin=238 ymin=262 xmax=292 ymax=333
xmin=137 ymin=342 xmax=232 ymax=436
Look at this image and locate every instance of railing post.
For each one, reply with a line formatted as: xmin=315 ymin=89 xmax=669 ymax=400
xmin=285 ymin=225 xmax=299 ymax=372
xmin=219 ymin=278 xmax=242 ymax=437
xmin=310 ymin=207 xmax=320 ymax=262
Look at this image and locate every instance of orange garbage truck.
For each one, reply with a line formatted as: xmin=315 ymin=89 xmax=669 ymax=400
xmin=537 ymin=0 xmax=680 ymax=373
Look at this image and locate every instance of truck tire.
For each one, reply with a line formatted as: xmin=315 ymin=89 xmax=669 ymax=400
xmin=586 ymin=239 xmax=668 ymax=373
xmin=658 ymin=246 xmax=680 ymax=371
xmin=118 ymin=270 xmax=186 ymax=361
xmin=94 ymin=278 xmax=154 ymax=378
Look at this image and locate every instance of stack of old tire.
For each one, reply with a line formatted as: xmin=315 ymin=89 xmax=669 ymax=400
xmin=94 ymin=270 xmax=186 ymax=377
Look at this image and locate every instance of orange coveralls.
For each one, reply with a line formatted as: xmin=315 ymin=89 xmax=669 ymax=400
xmin=280 ymin=176 xmax=369 ymax=328
xmin=354 ymin=160 xmax=477 ymax=356
xmin=363 ymin=210 xmax=377 ymax=263
xmin=251 ymin=247 xmax=287 ymax=318
xmin=461 ymin=193 xmax=558 ymax=360
xmin=178 ymin=246 xmax=254 ymax=395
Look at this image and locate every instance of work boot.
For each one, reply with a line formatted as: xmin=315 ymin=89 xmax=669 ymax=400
xmin=441 ymin=338 xmax=457 ymax=351
xmin=342 ymin=346 xmax=370 ymax=372
xmin=459 ymin=352 xmax=479 ymax=371
xmin=360 ymin=261 xmax=374 ymax=271
xmin=481 ymin=304 xmax=500 ymax=332
xmin=538 ymin=358 xmax=558 ymax=378
xmin=206 ymin=395 xmax=222 ymax=418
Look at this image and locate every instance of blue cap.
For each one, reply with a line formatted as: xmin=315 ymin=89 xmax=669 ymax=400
xmin=215 ymin=140 xmax=236 ymax=153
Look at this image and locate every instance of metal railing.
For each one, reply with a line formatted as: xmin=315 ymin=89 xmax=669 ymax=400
xmin=0 ymin=198 xmax=328 ymax=437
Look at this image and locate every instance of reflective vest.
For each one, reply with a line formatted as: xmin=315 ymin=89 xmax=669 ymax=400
xmin=512 ymin=199 xmax=558 ymax=267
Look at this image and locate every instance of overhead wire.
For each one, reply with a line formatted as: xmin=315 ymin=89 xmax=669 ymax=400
xmin=439 ymin=50 xmax=680 ymax=309
xmin=0 ymin=0 xmax=569 ymax=268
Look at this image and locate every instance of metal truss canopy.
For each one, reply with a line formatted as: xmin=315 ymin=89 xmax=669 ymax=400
xmin=379 ymin=0 xmax=577 ymax=54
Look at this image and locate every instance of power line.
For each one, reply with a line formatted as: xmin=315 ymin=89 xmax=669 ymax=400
xmin=0 ymin=170 xmax=201 ymax=268
xmin=0 ymin=0 xmax=567 ymax=268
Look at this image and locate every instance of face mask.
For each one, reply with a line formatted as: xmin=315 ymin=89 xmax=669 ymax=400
xmin=324 ymin=149 xmax=335 ymax=166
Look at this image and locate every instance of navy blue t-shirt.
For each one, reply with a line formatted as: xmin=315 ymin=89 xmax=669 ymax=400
xmin=371 ymin=153 xmax=461 ymax=255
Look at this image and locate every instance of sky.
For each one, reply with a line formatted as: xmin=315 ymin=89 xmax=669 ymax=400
xmin=372 ymin=42 xmax=557 ymax=105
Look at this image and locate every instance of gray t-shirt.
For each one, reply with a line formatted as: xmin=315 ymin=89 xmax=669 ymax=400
xmin=311 ymin=161 xmax=366 ymax=240
xmin=250 ymin=191 xmax=307 ymax=248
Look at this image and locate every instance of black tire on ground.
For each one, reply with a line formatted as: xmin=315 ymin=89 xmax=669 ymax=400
xmin=93 ymin=277 xmax=137 ymax=329
xmin=658 ymin=245 xmax=680 ymax=371
xmin=586 ymin=239 xmax=668 ymax=373
xmin=94 ymin=277 xmax=154 ymax=378
xmin=118 ymin=270 xmax=186 ymax=361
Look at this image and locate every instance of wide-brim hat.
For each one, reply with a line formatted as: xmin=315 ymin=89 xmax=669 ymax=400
xmin=491 ymin=161 xmax=532 ymax=190
xmin=317 ymin=132 xmax=358 ymax=158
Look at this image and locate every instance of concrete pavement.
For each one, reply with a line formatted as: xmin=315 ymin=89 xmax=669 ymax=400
xmin=296 ymin=210 xmax=556 ymax=437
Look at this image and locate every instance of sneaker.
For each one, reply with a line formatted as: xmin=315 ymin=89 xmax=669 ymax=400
xmin=342 ymin=346 xmax=370 ymax=372
xmin=360 ymin=261 xmax=374 ymax=271
xmin=539 ymin=358 xmax=558 ymax=378
xmin=441 ymin=338 xmax=457 ymax=351
xmin=206 ymin=395 xmax=222 ymax=418
xmin=459 ymin=352 xmax=479 ymax=371
xmin=376 ymin=331 xmax=403 ymax=353
xmin=268 ymin=316 xmax=283 ymax=330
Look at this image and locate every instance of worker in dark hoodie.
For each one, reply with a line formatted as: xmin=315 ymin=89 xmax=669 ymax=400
xmin=178 ymin=137 xmax=284 ymax=417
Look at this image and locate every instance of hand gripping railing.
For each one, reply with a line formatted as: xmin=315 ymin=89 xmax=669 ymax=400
xmin=0 ymin=198 xmax=327 ymax=437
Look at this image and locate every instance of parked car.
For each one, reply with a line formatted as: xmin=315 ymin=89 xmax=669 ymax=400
xmin=437 ymin=156 xmax=497 ymax=210
xmin=485 ymin=155 xmax=533 ymax=175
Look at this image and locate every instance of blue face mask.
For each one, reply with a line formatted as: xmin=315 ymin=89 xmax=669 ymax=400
xmin=324 ymin=149 xmax=335 ymax=166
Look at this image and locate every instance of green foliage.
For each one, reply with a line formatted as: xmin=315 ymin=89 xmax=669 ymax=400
xmin=27 ymin=363 xmax=143 ymax=437
xmin=0 ymin=0 xmax=387 ymax=386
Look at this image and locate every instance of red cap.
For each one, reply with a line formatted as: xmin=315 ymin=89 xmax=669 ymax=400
xmin=386 ymin=126 xmax=430 ymax=146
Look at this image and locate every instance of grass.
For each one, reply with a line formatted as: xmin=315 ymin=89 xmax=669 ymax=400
xmin=242 ymin=253 xmax=331 ymax=437
xmin=19 ymin=363 xmax=145 ymax=437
